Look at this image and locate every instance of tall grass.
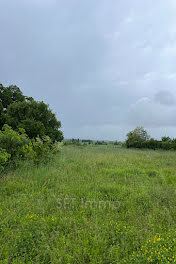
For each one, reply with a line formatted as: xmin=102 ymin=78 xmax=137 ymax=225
xmin=1 ymin=145 xmax=176 ymax=263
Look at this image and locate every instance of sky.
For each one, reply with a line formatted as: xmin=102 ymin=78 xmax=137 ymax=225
xmin=1 ymin=0 xmax=176 ymax=140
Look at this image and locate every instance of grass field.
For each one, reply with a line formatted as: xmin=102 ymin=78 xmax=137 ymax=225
xmin=1 ymin=145 xmax=176 ymax=263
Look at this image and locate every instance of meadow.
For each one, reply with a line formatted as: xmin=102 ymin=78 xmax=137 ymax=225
xmin=1 ymin=145 xmax=176 ymax=263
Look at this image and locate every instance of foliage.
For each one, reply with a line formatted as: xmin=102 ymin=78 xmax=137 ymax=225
xmin=114 ymin=141 xmax=123 ymax=146
xmin=0 ymin=84 xmax=63 ymax=142
xmin=0 ymin=125 xmax=60 ymax=171
xmin=63 ymin=139 xmax=81 ymax=146
xmin=30 ymin=136 xmax=60 ymax=164
xmin=71 ymin=138 xmax=80 ymax=145
xmin=141 ymin=138 xmax=161 ymax=150
xmin=82 ymin=139 xmax=93 ymax=144
xmin=0 ymin=124 xmax=30 ymax=158
xmin=95 ymin=140 xmax=107 ymax=145
xmin=126 ymin=127 xmax=176 ymax=151
xmin=126 ymin=127 xmax=150 ymax=148
xmin=162 ymin=136 xmax=172 ymax=143
xmin=0 ymin=84 xmax=25 ymax=109
xmin=0 ymin=148 xmax=10 ymax=172
xmin=6 ymin=100 xmax=63 ymax=142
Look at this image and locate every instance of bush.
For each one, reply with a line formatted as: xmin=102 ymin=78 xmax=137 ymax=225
xmin=0 ymin=125 xmax=60 ymax=171
xmin=142 ymin=139 xmax=161 ymax=150
xmin=171 ymin=139 xmax=176 ymax=150
xmin=0 ymin=124 xmax=30 ymax=158
xmin=30 ymin=136 xmax=60 ymax=164
xmin=0 ymin=148 xmax=10 ymax=172
xmin=161 ymin=141 xmax=172 ymax=150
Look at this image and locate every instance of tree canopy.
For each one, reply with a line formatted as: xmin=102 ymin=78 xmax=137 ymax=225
xmin=0 ymin=84 xmax=63 ymax=142
xmin=126 ymin=127 xmax=150 ymax=148
xmin=0 ymin=84 xmax=25 ymax=109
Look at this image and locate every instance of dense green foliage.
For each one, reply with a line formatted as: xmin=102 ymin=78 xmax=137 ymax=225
xmin=0 ymin=148 xmax=10 ymax=172
xmin=0 ymin=84 xmax=63 ymax=142
xmin=0 ymin=125 xmax=60 ymax=171
xmin=1 ymin=145 xmax=176 ymax=263
xmin=126 ymin=127 xmax=150 ymax=148
xmin=0 ymin=84 xmax=25 ymax=109
xmin=126 ymin=126 xmax=176 ymax=150
xmin=0 ymin=124 xmax=30 ymax=158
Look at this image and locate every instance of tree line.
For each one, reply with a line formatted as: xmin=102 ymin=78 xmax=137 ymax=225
xmin=126 ymin=127 xmax=176 ymax=150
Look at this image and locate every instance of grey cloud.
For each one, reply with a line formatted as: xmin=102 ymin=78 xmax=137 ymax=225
xmin=127 ymin=97 xmax=176 ymax=128
xmin=1 ymin=0 xmax=176 ymax=140
xmin=154 ymin=90 xmax=176 ymax=106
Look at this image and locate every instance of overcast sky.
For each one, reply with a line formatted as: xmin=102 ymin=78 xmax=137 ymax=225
xmin=1 ymin=0 xmax=176 ymax=140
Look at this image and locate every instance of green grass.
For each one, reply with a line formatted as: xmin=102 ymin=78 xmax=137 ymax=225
xmin=1 ymin=145 xmax=176 ymax=263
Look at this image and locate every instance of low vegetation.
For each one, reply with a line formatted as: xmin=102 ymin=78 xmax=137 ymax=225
xmin=1 ymin=145 xmax=176 ymax=263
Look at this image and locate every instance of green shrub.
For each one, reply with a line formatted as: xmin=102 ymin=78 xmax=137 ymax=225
xmin=31 ymin=136 xmax=60 ymax=164
xmin=161 ymin=141 xmax=172 ymax=150
xmin=0 ymin=148 xmax=10 ymax=172
xmin=0 ymin=124 xmax=30 ymax=158
xmin=142 ymin=139 xmax=162 ymax=150
xmin=0 ymin=125 xmax=60 ymax=169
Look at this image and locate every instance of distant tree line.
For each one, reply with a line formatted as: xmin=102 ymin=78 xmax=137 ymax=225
xmin=63 ymin=139 xmax=123 ymax=146
xmin=126 ymin=127 xmax=176 ymax=150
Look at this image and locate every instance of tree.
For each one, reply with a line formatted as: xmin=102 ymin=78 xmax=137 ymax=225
xmin=142 ymin=138 xmax=160 ymax=150
xmin=0 ymin=84 xmax=63 ymax=142
xmin=126 ymin=127 xmax=150 ymax=148
xmin=160 ymin=136 xmax=172 ymax=150
xmin=161 ymin=136 xmax=172 ymax=143
xmin=0 ymin=84 xmax=25 ymax=110
xmin=6 ymin=101 xmax=63 ymax=141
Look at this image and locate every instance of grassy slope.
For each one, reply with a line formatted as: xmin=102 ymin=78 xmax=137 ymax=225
xmin=1 ymin=145 xmax=176 ymax=263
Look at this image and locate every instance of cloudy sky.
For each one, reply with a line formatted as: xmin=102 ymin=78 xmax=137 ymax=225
xmin=1 ymin=0 xmax=176 ymax=140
